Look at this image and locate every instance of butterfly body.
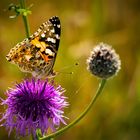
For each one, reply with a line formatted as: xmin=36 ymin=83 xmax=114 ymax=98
xmin=6 ymin=16 xmax=61 ymax=78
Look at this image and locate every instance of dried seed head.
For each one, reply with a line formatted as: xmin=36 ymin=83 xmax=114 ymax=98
xmin=87 ymin=43 xmax=121 ymax=79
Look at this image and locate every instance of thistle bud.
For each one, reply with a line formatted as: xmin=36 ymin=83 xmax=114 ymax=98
xmin=87 ymin=43 xmax=121 ymax=79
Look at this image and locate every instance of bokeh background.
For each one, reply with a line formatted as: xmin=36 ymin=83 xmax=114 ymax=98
xmin=0 ymin=0 xmax=140 ymax=140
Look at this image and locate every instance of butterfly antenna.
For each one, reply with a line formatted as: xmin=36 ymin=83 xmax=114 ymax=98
xmin=58 ymin=62 xmax=79 ymax=71
xmin=54 ymin=62 xmax=79 ymax=76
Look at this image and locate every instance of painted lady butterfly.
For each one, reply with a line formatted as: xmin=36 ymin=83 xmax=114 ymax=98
xmin=6 ymin=16 xmax=61 ymax=78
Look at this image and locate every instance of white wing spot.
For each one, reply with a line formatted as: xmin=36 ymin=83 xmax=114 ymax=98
xmin=43 ymin=23 xmax=47 ymax=27
xmin=45 ymin=48 xmax=55 ymax=56
xmin=47 ymin=37 xmax=56 ymax=43
xmin=38 ymin=28 xmax=42 ymax=32
xmin=34 ymin=32 xmax=38 ymax=36
xmin=57 ymin=24 xmax=61 ymax=28
xmin=55 ymin=34 xmax=60 ymax=39
xmin=41 ymin=33 xmax=45 ymax=38
xmin=25 ymin=55 xmax=32 ymax=61
xmin=51 ymin=28 xmax=55 ymax=33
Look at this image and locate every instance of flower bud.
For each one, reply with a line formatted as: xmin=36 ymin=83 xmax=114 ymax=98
xmin=87 ymin=43 xmax=121 ymax=79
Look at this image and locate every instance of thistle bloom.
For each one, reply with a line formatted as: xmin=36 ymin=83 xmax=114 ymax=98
xmin=0 ymin=79 xmax=68 ymax=137
xmin=87 ymin=43 xmax=121 ymax=79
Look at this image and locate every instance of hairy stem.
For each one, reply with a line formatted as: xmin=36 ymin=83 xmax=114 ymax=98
xmin=40 ymin=79 xmax=107 ymax=140
xmin=19 ymin=0 xmax=30 ymax=38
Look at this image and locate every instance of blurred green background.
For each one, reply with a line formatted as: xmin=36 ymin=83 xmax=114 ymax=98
xmin=0 ymin=0 xmax=140 ymax=140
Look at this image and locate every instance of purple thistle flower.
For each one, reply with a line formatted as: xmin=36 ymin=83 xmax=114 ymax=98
xmin=0 ymin=79 xmax=68 ymax=137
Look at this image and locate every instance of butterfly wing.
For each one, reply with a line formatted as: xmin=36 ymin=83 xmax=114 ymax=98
xmin=6 ymin=16 xmax=61 ymax=78
xmin=29 ymin=16 xmax=61 ymax=77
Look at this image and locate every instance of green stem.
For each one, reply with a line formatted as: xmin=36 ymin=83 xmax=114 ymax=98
xmin=19 ymin=0 xmax=30 ymax=38
xmin=40 ymin=79 xmax=107 ymax=140
xmin=31 ymin=133 xmax=39 ymax=140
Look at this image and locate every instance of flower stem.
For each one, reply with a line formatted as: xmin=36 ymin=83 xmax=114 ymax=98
xmin=40 ymin=79 xmax=107 ymax=140
xmin=19 ymin=0 xmax=30 ymax=38
xmin=32 ymin=132 xmax=39 ymax=140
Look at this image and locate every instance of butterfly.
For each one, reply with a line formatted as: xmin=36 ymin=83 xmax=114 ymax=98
xmin=6 ymin=16 xmax=61 ymax=78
